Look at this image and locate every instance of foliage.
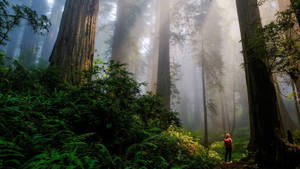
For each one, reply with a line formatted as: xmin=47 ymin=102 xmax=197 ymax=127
xmin=0 ymin=55 xmax=220 ymax=168
xmin=248 ymin=5 xmax=300 ymax=78
xmin=125 ymin=125 xmax=221 ymax=169
xmin=0 ymin=0 xmax=50 ymax=46
xmin=293 ymin=129 xmax=300 ymax=145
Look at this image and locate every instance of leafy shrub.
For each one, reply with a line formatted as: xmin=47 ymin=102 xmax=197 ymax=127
xmin=125 ymin=125 xmax=221 ymax=169
xmin=293 ymin=129 xmax=300 ymax=145
xmin=0 ymin=0 xmax=50 ymax=46
xmin=210 ymin=137 xmax=248 ymax=162
xmin=1 ymin=56 xmax=206 ymax=169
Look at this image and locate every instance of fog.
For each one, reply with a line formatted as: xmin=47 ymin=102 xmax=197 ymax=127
xmin=5 ymin=0 xmax=300 ymax=135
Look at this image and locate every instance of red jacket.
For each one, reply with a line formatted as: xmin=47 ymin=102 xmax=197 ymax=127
xmin=224 ymin=138 xmax=232 ymax=148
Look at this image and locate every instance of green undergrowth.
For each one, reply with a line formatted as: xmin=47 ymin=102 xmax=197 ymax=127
xmin=191 ymin=128 xmax=250 ymax=162
xmin=0 ymin=53 xmax=221 ymax=169
xmin=210 ymin=129 xmax=249 ymax=162
xmin=293 ymin=129 xmax=300 ymax=145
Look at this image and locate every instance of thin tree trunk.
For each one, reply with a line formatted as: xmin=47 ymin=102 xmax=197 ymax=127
xmin=220 ymin=94 xmax=226 ymax=131
xmin=224 ymin=98 xmax=230 ymax=132
xmin=156 ymin=0 xmax=170 ymax=108
xmin=180 ymin=93 xmax=189 ymax=126
xmin=202 ymin=61 xmax=208 ymax=147
xmin=194 ymin=67 xmax=202 ymax=129
xmin=6 ymin=26 xmax=23 ymax=58
xmin=151 ymin=0 xmax=160 ymax=93
xmin=49 ymin=0 xmax=99 ymax=85
xmin=232 ymin=90 xmax=236 ymax=134
xmin=231 ymin=57 xmax=237 ymax=134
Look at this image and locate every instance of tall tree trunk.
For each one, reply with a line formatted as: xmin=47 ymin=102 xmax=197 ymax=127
xmin=151 ymin=0 xmax=160 ymax=93
xmin=6 ymin=24 xmax=24 ymax=59
xmin=6 ymin=0 xmax=31 ymax=59
xmin=236 ymin=0 xmax=283 ymax=163
xmin=232 ymin=90 xmax=236 ymax=134
xmin=49 ymin=0 xmax=99 ymax=85
xmin=194 ymin=67 xmax=202 ymax=129
xmin=19 ymin=0 xmax=48 ymax=67
xmin=111 ymin=0 xmax=133 ymax=63
xmin=180 ymin=93 xmax=189 ymax=126
xmin=202 ymin=62 xmax=208 ymax=147
xmin=156 ymin=0 xmax=170 ymax=108
xmin=220 ymin=95 xmax=226 ymax=131
xmin=224 ymin=98 xmax=231 ymax=132
xmin=292 ymin=79 xmax=300 ymax=125
xmin=40 ymin=0 xmax=65 ymax=66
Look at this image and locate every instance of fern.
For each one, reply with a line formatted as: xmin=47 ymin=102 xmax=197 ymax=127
xmin=0 ymin=138 xmax=24 ymax=169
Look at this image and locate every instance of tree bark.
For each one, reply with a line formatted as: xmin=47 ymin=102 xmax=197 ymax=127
xmin=236 ymin=0 xmax=282 ymax=163
xmin=156 ymin=0 xmax=171 ymax=108
xmin=49 ymin=0 xmax=99 ymax=85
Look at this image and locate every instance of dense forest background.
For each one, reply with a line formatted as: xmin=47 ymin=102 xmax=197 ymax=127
xmin=1 ymin=0 xmax=300 ymax=168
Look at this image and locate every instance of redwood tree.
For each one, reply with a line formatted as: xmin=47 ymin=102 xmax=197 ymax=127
xmin=156 ymin=0 xmax=171 ymax=108
xmin=50 ymin=0 xmax=99 ymax=84
xmin=235 ymin=0 xmax=283 ymax=162
xmin=111 ymin=0 xmax=133 ymax=63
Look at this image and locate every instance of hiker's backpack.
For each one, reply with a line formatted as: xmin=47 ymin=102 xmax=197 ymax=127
xmin=224 ymin=138 xmax=232 ymax=148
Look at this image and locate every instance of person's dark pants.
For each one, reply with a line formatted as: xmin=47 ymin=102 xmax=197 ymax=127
xmin=225 ymin=147 xmax=232 ymax=162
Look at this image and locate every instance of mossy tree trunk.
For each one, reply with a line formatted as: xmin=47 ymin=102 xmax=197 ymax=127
xmin=49 ymin=0 xmax=99 ymax=85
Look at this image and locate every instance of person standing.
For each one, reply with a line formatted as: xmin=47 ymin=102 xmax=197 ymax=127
xmin=224 ymin=133 xmax=232 ymax=163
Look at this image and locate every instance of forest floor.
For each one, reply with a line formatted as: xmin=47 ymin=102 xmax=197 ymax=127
xmin=219 ymin=161 xmax=249 ymax=169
